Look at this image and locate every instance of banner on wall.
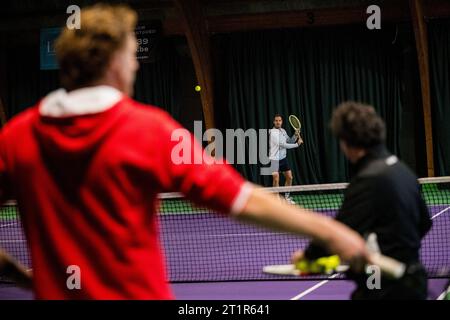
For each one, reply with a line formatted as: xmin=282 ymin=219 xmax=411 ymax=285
xmin=40 ymin=20 xmax=161 ymax=70
xmin=40 ymin=27 xmax=61 ymax=70
xmin=135 ymin=21 xmax=162 ymax=63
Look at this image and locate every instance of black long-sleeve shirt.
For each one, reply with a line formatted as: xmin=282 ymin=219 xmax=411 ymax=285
xmin=305 ymin=145 xmax=432 ymax=266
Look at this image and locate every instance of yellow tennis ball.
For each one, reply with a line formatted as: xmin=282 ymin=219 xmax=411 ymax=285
xmin=295 ymin=255 xmax=341 ymax=275
xmin=316 ymin=255 xmax=341 ymax=274
xmin=295 ymin=259 xmax=311 ymax=274
xmin=195 ymin=85 xmax=201 ymax=92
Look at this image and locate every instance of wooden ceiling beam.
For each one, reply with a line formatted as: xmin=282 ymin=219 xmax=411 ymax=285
xmin=410 ymin=0 xmax=435 ymax=177
xmin=165 ymin=0 xmax=450 ymax=35
xmin=174 ymin=0 xmax=215 ymax=130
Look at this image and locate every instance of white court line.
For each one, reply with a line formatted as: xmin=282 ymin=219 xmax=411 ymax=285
xmin=437 ymin=287 xmax=449 ymax=300
xmin=166 ymin=232 xmax=292 ymax=238
xmin=431 ymin=206 xmax=450 ymax=220
xmin=290 ymin=205 xmax=450 ymax=301
xmin=290 ymin=273 xmax=341 ymax=300
xmin=0 ymin=222 xmax=18 ymax=228
xmin=199 ymin=233 xmax=287 ymax=238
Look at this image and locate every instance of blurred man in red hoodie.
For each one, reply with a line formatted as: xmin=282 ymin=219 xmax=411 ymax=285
xmin=0 ymin=4 xmax=367 ymax=299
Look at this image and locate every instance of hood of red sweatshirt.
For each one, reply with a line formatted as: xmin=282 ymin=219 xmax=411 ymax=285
xmin=33 ymin=86 xmax=126 ymax=162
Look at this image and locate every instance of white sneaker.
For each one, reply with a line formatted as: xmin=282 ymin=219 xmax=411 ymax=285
xmin=285 ymin=195 xmax=296 ymax=205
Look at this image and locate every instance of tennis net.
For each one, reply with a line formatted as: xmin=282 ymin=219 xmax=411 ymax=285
xmin=1 ymin=177 xmax=449 ymax=283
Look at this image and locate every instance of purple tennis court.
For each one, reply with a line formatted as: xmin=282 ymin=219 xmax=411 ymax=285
xmin=1 ymin=179 xmax=449 ymax=299
xmin=2 ymin=279 xmax=449 ymax=300
xmin=164 ymin=198 xmax=450 ymax=300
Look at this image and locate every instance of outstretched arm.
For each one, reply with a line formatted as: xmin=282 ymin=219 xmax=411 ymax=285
xmin=279 ymin=141 xmax=300 ymax=149
xmin=237 ymin=187 xmax=367 ymax=262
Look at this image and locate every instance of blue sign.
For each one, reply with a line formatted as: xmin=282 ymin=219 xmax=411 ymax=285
xmin=40 ymin=28 xmax=61 ymax=70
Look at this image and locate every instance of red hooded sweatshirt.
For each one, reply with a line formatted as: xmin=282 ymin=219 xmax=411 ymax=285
xmin=0 ymin=86 xmax=250 ymax=299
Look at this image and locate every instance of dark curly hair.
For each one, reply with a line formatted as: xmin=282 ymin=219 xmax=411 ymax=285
xmin=330 ymin=101 xmax=386 ymax=148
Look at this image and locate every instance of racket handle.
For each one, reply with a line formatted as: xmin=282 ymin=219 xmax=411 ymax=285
xmin=369 ymin=253 xmax=406 ymax=279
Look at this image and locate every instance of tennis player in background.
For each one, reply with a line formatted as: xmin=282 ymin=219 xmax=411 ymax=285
xmin=293 ymin=102 xmax=432 ymax=299
xmin=269 ymin=114 xmax=303 ymax=204
xmin=0 ymin=4 xmax=367 ymax=299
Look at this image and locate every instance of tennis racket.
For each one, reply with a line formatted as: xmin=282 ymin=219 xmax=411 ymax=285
xmin=289 ymin=114 xmax=303 ymax=145
xmin=263 ymin=256 xmax=350 ymax=276
xmin=288 ymin=115 xmax=302 ymax=132
xmin=263 ymin=233 xmax=406 ymax=279
xmin=263 ymin=253 xmax=405 ymax=279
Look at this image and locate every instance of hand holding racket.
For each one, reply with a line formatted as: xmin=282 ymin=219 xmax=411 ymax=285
xmin=296 ymin=133 xmax=303 ymax=145
xmin=0 ymin=249 xmax=33 ymax=289
xmin=263 ymin=254 xmax=348 ymax=276
xmin=263 ymin=233 xmax=406 ymax=279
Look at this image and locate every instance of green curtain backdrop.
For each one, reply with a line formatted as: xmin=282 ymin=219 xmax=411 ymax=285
xmin=5 ymin=46 xmax=59 ymax=116
xmin=216 ymin=27 xmax=403 ymax=185
xmin=429 ymin=20 xmax=450 ymax=176
xmin=5 ymin=39 xmax=181 ymax=121
xmin=134 ymin=39 xmax=181 ymax=121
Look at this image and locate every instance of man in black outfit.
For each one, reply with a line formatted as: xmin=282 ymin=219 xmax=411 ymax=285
xmin=293 ymin=101 xmax=432 ymax=299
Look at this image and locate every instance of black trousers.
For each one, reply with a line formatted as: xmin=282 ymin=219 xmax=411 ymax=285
xmin=351 ymin=264 xmax=428 ymax=300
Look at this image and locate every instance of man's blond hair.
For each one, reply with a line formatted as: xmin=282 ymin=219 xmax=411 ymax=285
xmin=55 ymin=4 xmax=137 ymax=90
